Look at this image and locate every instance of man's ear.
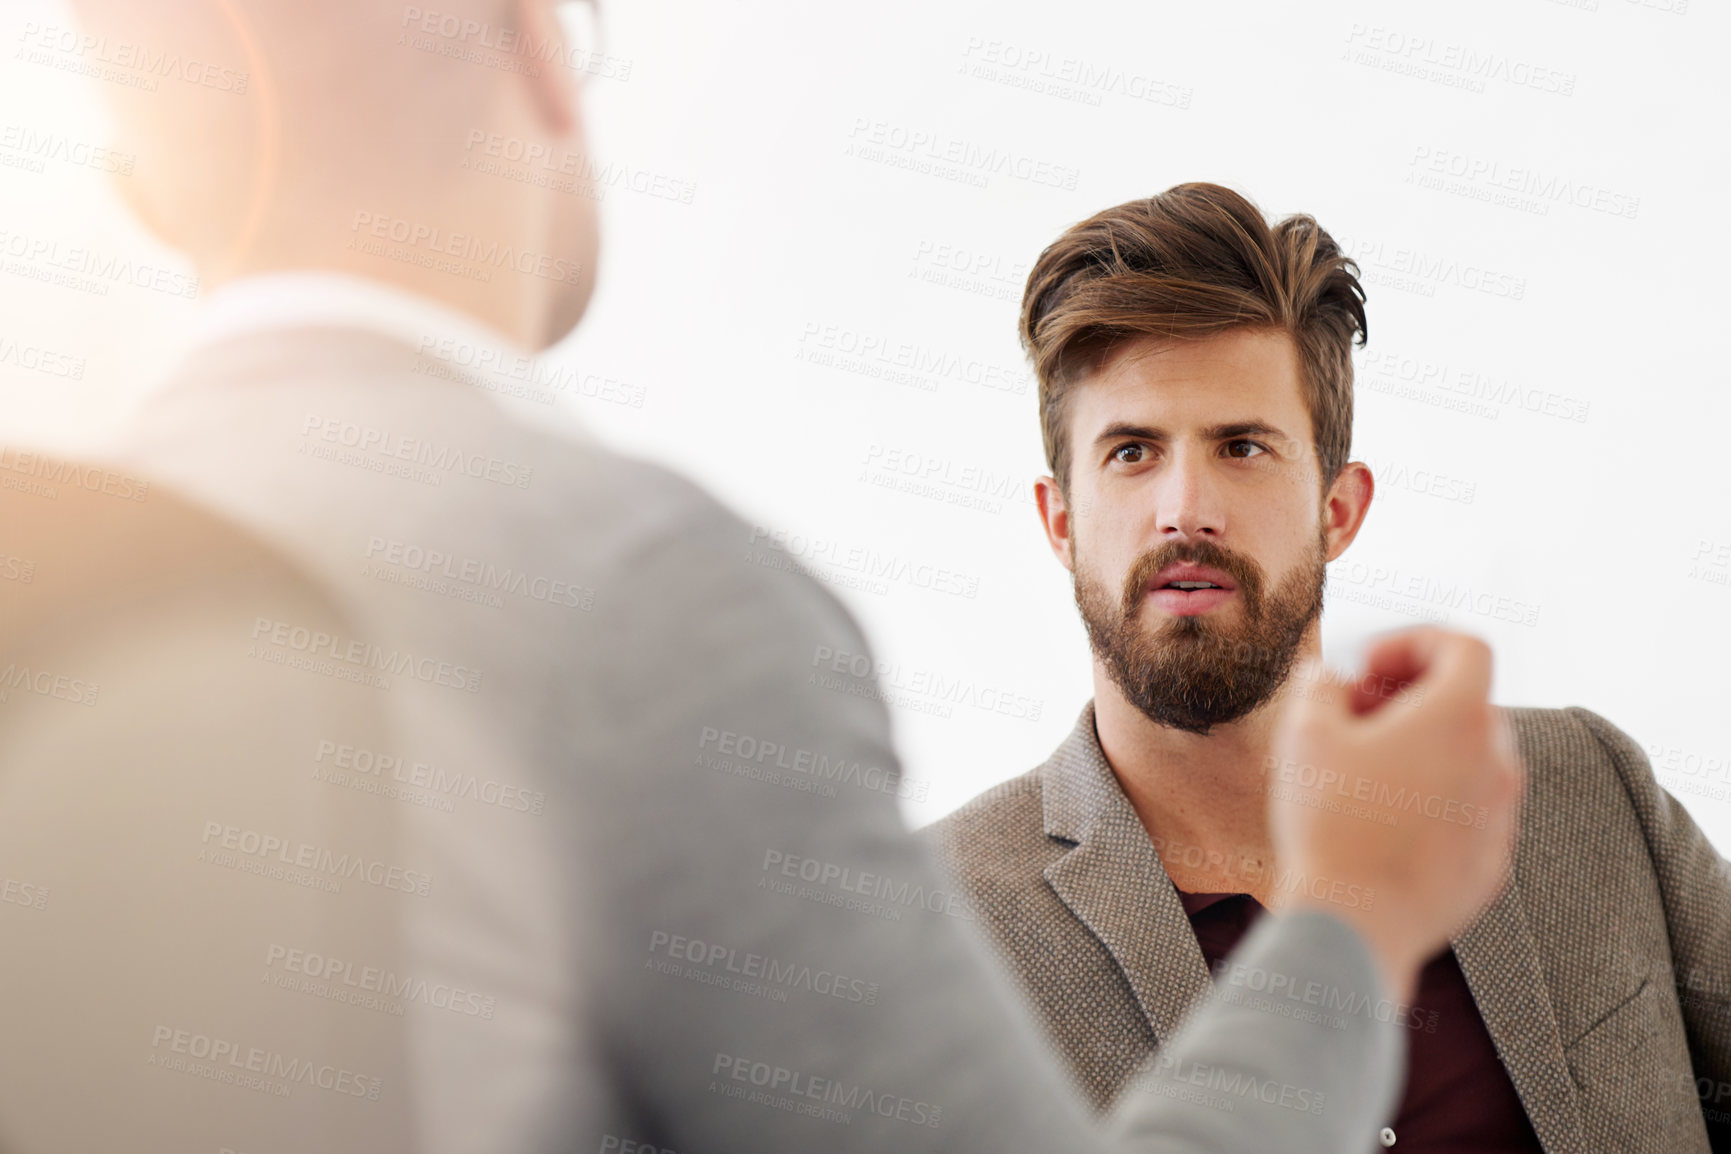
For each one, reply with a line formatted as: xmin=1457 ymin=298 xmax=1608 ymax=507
xmin=1034 ymin=476 xmax=1075 ymax=573
xmin=1322 ymin=461 xmax=1375 ymax=562
xmin=512 ymin=0 xmax=577 ymax=136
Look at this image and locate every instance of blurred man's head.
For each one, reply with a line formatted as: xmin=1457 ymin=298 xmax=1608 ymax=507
xmin=66 ymin=0 xmax=599 ymax=349
xmin=1023 ymin=184 xmax=1375 ymax=735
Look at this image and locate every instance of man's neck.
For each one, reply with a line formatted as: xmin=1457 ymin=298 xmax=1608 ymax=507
xmin=194 ymin=179 xmax=556 ymax=351
xmin=1092 ymin=663 xmax=1286 ymax=905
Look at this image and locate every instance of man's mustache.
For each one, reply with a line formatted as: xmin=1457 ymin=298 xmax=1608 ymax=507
xmin=1120 ymin=540 xmax=1264 ymax=619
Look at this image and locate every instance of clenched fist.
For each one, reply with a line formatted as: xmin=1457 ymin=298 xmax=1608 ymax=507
xmin=1267 ymin=627 xmax=1526 ymax=1003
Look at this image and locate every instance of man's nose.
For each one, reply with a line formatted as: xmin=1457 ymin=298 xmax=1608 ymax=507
xmin=1155 ymin=448 xmax=1224 ymax=539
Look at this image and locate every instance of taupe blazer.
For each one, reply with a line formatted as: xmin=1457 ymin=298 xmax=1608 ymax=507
xmin=924 ymin=701 xmax=1731 ymax=1153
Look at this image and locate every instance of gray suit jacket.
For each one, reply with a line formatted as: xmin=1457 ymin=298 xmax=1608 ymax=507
xmin=0 ymin=320 xmax=1420 ymax=1154
xmin=924 ymin=701 xmax=1731 ymax=1154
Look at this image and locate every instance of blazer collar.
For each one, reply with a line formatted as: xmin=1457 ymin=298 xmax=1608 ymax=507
xmin=1038 ymin=700 xmax=1214 ymax=1044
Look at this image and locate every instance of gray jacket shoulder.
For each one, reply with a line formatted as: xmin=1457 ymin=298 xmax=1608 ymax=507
xmin=591 ymin=454 xmax=879 ymax=676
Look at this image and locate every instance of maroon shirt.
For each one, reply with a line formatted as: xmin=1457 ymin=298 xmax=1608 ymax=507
xmin=1179 ymin=890 xmax=1545 ymax=1152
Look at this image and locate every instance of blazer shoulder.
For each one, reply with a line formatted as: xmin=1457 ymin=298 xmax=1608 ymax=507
xmin=921 ymin=767 xmax=1042 ymax=840
xmin=1498 ymin=704 xmax=1660 ymax=824
xmin=1497 ymin=704 xmax=1644 ymax=768
xmin=918 ymin=768 xmax=1057 ymax=888
xmin=1558 ymin=705 xmax=1648 ymax=765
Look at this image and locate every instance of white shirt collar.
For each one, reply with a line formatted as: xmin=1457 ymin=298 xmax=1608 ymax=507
xmin=192 ymin=270 xmax=533 ymax=365
xmin=179 ymin=270 xmax=594 ymax=442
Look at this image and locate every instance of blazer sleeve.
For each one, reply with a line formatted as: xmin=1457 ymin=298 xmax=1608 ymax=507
xmin=573 ymin=489 xmax=1405 ymax=1154
xmin=1570 ymin=706 xmax=1731 ymax=1150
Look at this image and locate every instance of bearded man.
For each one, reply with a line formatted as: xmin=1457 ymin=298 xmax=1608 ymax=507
xmin=923 ymin=183 xmax=1731 ymax=1154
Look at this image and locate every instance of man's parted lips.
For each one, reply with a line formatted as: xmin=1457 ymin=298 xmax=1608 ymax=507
xmin=1147 ymin=561 xmax=1237 ymax=593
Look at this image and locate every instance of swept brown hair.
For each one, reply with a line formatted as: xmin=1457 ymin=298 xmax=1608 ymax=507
xmin=1020 ymin=182 xmax=1366 ymax=497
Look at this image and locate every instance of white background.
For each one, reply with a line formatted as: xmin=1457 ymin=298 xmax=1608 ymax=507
xmin=3 ymin=0 xmax=1728 ymax=851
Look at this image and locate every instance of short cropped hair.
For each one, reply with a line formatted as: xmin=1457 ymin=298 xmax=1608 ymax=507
xmin=1020 ymin=183 xmax=1367 ymax=496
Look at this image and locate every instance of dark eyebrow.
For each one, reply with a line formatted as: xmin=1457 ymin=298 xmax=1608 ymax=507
xmin=1091 ymin=420 xmax=1294 ymax=450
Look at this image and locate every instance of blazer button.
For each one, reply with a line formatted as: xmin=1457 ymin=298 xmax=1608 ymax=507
xmin=1380 ymin=1126 xmax=1397 ymax=1146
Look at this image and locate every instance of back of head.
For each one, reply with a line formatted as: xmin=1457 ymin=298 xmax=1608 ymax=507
xmin=63 ymin=0 xmax=599 ymax=345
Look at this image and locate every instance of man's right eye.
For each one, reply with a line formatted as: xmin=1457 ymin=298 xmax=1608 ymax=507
xmin=1112 ymin=443 xmax=1147 ymax=464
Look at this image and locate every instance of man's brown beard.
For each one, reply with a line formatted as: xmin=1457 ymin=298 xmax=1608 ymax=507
xmin=1072 ymin=530 xmax=1327 ymax=736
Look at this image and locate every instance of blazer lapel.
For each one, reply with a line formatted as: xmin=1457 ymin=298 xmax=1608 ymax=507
xmin=1452 ymin=870 xmax=1585 ymax=1154
xmin=1039 ymin=702 xmax=1213 ymax=1045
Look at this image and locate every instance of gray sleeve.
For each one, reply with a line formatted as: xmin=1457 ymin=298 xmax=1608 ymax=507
xmin=567 ymin=491 xmax=1405 ymax=1154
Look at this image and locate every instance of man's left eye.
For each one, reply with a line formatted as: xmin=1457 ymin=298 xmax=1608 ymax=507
xmin=1225 ymin=440 xmax=1267 ymax=459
